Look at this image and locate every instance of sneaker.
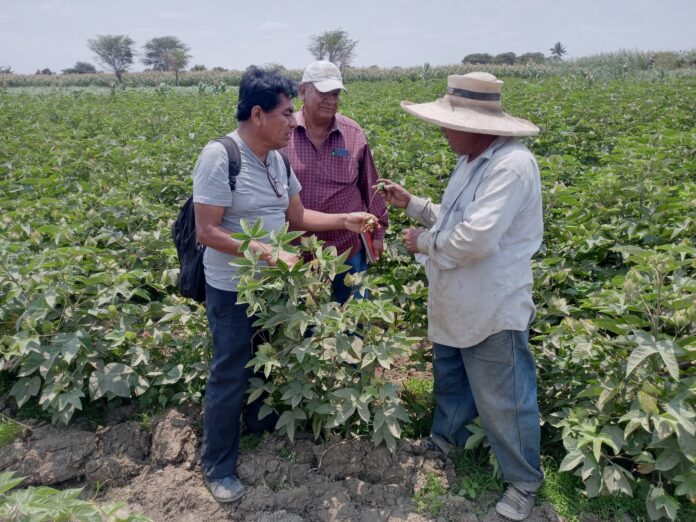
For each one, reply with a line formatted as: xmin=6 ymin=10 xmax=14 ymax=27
xmin=203 ymin=474 xmax=246 ymax=503
xmin=495 ymin=485 xmax=535 ymax=521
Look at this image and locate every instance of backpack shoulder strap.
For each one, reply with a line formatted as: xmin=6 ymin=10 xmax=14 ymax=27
xmin=278 ymin=150 xmax=291 ymax=182
xmin=212 ymin=136 xmax=242 ymax=191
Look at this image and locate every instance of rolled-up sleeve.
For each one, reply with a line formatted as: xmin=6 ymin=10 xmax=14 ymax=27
xmin=417 ymin=166 xmax=528 ymax=270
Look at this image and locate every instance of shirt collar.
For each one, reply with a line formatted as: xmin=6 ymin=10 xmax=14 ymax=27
xmin=296 ymin=108 xmax=342 ymax=136
xmin=480 ymin=136 xmax=511 ymax=161
xmin=461 ymin=136 xmax=509 ymax=166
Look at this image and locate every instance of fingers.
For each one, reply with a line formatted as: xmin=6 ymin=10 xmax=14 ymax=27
xmin=373 ymin=179 xmax=398 ymax=194
xmin=402 ymin=228 xmax=423 ymax=253
xmin=278 ymin=252 xmax=299 ymax=268
xmin=373 ymin=179 xmax=410 ymax=208
xmin=347 ymin=212 xmax=379 ymax=232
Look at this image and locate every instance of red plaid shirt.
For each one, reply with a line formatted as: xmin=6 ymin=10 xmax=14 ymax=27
xmin=284 ymin=109 xmax=388 ymax=256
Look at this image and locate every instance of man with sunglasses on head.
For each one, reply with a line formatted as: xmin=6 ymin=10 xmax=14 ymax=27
xmin=192 ymin=66 xmax=377 ymax=504
xmin=284 ymin=61 xmax=388 ymax=302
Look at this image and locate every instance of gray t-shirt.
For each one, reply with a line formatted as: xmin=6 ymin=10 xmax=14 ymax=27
xmin=192 ymin=131 xmax=302 ymax=291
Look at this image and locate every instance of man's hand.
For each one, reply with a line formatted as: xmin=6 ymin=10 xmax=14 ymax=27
xmin=345 ymin=212 xmax=379 ymax=233
xmin=265 ymin=249 xmax=299 ymax=268
xmin=254 ymin=241 xmax=299 ymax=268
xmin=403 ymin=228 xmax=425 ymax=253
xmin=374 ymin=179 xmax=412 ymax=209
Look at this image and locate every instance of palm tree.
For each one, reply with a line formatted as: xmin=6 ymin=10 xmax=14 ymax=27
xmin=549 ymin=42 xmax=567 ymax=60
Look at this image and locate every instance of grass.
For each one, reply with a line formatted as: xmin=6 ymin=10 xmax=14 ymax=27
xmin=400 ymin=376 xmax=434 ymax=438
xmin=239 ymin=433 xmax=266 ymax=451
xmin=397 ymin=378 xmax=671 ymax=520
xmin=448 ymin=444 xmax=680 ymax=521
xmin=451 ymin=446 xmax=503 ymax=498
xmin=413 ymin=471 xmax=447 ymax=518
xmin=137 ymin=412 xmax=154 ymax=432
xmin=278 ymin=447 xmax=296 ymax=462
xmin=0 ymin=417 xmax=26 ymax=447
xmin=538 ymin=455 xmax=647 ymax=521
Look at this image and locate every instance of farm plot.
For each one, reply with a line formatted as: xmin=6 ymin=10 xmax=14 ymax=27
xmin=0 ymin=74 xmax=695 ymax=520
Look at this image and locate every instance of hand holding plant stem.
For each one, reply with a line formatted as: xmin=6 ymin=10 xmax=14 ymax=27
xmin=345 ymin=212 xmax=380 ymax=233
xmin=373 ymin=178 xmax=412 ymax=209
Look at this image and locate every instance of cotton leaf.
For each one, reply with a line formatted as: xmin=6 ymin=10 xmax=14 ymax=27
xmin=559 ymin=448 xmax=584 ymax=472
xmin=602 ymin=465 xmax=633 ymax=496
xmin=9 ymin=376 xmax=41 ymax=408
xmin=626 ymin=342 xmax=657 ymax=378
xmin=655 ymin=339 xmax=680 ymax=380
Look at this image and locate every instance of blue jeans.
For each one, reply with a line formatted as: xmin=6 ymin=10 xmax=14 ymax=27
xmin=332 ymin=250 xmax=368 ymax=304
xmin=431 ymin=330 xmax=543 ymax=492
xmin=201 ymin=284 xmax=276 ymax=479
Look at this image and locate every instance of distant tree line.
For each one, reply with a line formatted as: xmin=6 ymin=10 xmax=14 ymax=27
xmin=7 ymin=28 xmax=359 ymax=86
xmin=462 ymin=42 xmax=569 ymax=65
xmin=62 ymin=62 xmax=97 ymax=74
xmin=86 ymin=34 xmax=193 ymax=87
xmin=462 ymin=51 xmax=548 ymax=65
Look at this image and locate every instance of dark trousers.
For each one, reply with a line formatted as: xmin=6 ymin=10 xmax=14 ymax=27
xmin=200 ymin=284 xmax=276 ymax=479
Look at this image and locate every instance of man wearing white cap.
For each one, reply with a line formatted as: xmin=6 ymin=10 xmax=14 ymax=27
xmin=378 ymin=72 xmax=544 ymax=521
xmin=284 ymin=61 xmax=387 ymax=302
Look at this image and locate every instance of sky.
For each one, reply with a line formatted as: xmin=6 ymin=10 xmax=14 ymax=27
xmin=1 ymin=0 xmax=694 ymax=74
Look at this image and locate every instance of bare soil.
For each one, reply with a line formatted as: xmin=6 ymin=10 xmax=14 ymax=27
xmin=0 ymin=403 xmax=561 ymax=522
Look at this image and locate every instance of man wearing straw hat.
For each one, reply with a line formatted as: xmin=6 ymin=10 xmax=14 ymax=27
xmin=377 ymin=72 xmax=544 ymax=521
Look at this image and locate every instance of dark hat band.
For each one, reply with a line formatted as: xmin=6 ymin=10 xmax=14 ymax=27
xmin=446 ymin=87 xmax=501 ymax=101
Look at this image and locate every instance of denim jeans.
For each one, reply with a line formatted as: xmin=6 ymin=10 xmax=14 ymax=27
xmin=431 ymin=329 xmax=543 ymax=492
xmin=332 ymin=249 xmax=368 ymax=304
xmin=201 ymin=284 xmax=276 ymax=479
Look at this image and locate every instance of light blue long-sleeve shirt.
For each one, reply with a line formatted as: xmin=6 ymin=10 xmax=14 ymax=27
xmin=406 ymin=137 xmax=543 ymax=348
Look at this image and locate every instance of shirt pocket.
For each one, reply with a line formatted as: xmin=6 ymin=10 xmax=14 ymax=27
xmin=325 ymin=154 xmax=359 ymax=186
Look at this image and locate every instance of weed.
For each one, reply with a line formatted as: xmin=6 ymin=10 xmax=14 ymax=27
xmin=278 ymin=447 xmax=296 ymax=462
xmin=538 ymin=455 xmax=646 ymax=521
xmin=451 ymin=446 xmax=502 ymax=499
xmin=239 ymin=433 xmax=265 ymax=451
xmin=413 ymin=471 xmax=447 ymax=518
xmin=400 ymin=377 xmax=433 ymax=438
xmin=0 ymin=417 xmax=25 ymax=447
xmin=137 ymin=412 xmax=154 ymax=432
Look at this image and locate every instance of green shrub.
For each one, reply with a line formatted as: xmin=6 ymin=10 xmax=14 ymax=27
xmin=0 ymin=471 xmax=150 ymax=521
xmin=234 ymin=220 xmax=419 ymax=449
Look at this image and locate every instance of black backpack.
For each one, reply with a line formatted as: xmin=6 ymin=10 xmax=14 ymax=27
xmin=172 ymin=136 xmax=291 ymax=302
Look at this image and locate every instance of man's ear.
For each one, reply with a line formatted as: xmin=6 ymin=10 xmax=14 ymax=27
xmin=299 ymin=83 xmax=307 ymax=100
xmin=250 ymin=105 xmax=264 ymax=126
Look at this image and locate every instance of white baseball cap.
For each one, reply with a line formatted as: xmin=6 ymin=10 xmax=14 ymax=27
xmin=301 ymin=61 xmax=346 ymax=93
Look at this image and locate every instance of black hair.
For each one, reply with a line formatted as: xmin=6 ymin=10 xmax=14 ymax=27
xmin=236 ymin=66 xmax=298 ymax=121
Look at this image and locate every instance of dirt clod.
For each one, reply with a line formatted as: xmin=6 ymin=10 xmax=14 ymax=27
xmin=0 ymin=407 xmax=561 ymax=521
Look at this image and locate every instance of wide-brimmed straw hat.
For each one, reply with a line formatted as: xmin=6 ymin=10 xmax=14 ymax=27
xmin=401 ymin=72 xmax=539 ymax=136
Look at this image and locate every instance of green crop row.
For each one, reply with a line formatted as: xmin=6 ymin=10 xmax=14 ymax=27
xmin=0 ymin=75 xmax=694 ymax=519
